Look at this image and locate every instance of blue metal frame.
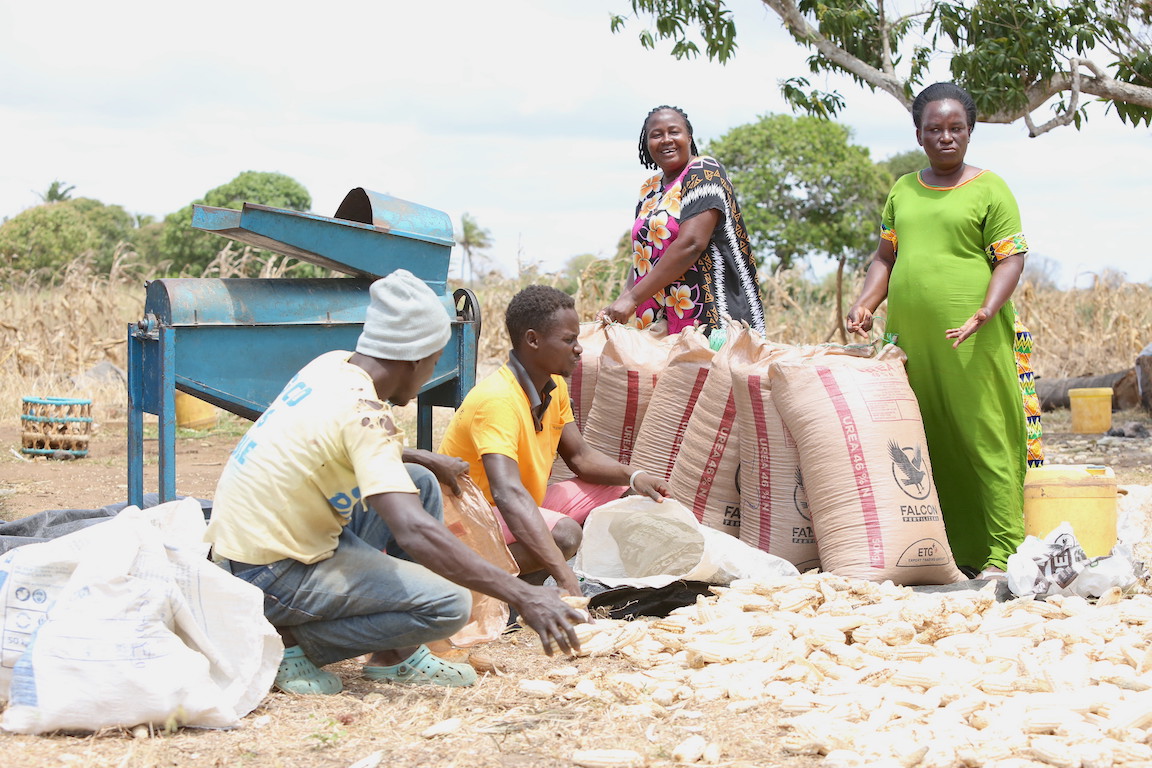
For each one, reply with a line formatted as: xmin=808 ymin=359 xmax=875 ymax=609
xmin=127 ymin=287 xmax=479 ymax=507
xmin=126 ymin=190 xmax=479 ymax=508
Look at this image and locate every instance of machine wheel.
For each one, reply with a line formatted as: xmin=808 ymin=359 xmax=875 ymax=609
xmin=454 ymin=288 xmax=481 ymax=339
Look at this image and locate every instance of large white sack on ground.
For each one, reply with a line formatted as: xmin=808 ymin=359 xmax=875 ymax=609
xmin=630 ymin=326 xmax=715 ymax=481
xmin=668 ymin=324 xmax=753 ymax=537
xmin=573 ymin=496 xmax=799 ymax=589
xmin=0 ymin=498 xmax=281 ymax=734
xmin=729 ymin=339 xmax=818 ymax=571
xmin=582 ymin=323 xmax=673 ymax=466
xmin=550 ymin=322 xmax=611 ymax=484
xmin=770 ymin=344 xmax=966 ymax=586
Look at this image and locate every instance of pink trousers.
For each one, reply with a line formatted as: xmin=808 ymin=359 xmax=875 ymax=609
xmin=495 ymin=478 xmax=627 ymax=545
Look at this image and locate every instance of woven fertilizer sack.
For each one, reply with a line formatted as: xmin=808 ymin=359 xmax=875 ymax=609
xmin=730 ymin=340 xmax=818 ymax=571
xmin=630 ymin=326 xmax=715 ymax=481
xmin=549 ymin=323 xmax=612 ymax=484
xmin=582 ymin=324 xmax=674 ymax=465
xmin=667 ymin=324 xmax=755 ymax=537
xmin=770 ymin=345 xmax=966 ymax=585
xmin=569 ymin=322 xmax=611 ymax=433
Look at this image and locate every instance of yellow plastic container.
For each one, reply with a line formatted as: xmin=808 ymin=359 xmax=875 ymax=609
xmin=1068 ymin=387 xmax=1113 ymax=434
xmin=175 ymin=391 xmax=218 ymax=430
xmin=1023 ymin=464 xmax=1117 ymax=558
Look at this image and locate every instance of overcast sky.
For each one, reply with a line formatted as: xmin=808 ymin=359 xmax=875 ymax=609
xmin=3 ymin=0 xmax=1150 ymax=287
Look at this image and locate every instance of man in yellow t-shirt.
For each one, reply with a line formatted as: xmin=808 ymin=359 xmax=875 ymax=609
xmin=206 ymin=271 xmax=585 ymax=695
xmin=440 ymin=285 xmax=670 ymax=596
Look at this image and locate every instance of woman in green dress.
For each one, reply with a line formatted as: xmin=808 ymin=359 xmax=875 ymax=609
xmin=846 ymin=83 xmax=1034 ymax=578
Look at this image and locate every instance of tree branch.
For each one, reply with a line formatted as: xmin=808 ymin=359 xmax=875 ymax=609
xmin=634 ymin=0 xmax=1152 ymax=135
xmin=761 ymin=0 xmax=911 ymax=109
xmin=981 ymin=58 xmax=1152 ymax=129
xmin=1023 ymin=60 xmax=1082 ymax=137
xmin=878 ymin=0 xmax=893 ymax=75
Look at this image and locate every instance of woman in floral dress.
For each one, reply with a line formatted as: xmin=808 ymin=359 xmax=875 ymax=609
xmin=601 ymin=105 xmax=764 ymax=336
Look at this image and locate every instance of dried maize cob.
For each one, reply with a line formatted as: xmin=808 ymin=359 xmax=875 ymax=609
xmin=518 ymin=679 xmax=559 ymax=697
xmin=570 ymin=749 xmax=646 ymax=768
xmin=671 ymin=735 xmax=707 ymax=763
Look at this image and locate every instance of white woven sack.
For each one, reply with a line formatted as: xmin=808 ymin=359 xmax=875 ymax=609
xmin=573 ymin=496 xmax=799 ymax=589
xmin=550 ymin=323 xmax=612 ymax=484
xmin=630 ymin=326 xmax=714 ymax=481
xmin=729 ymin=339 xmax=818 ymax=571
xmin=582 ymin=324 xmax=673 ymax=465
xmin=667 ymin=324 xmax=754 ymax=536
xmin=0 ymin=499 xmax=281 ymax=733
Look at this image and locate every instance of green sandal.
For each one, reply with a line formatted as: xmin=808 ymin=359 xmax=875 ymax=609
xmin=275 ymin=646 xmax=343 ymax=695
xmin=363 ymin=645 xmax=477 ymax=687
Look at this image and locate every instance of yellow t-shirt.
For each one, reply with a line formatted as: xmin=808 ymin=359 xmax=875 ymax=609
xmin=205 ymin=350 xmax=417 ymax=565
xmin=439 ymin=365 xmax=572 ymax=506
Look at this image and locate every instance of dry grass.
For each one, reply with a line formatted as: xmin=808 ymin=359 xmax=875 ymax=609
xmin=0 ymin=248 xmax=332 ymax=426
xmin=0 ymin=253 xmax=1148 ymax=424
xmin=1018 ymin=278 xmax=1152 ymax=379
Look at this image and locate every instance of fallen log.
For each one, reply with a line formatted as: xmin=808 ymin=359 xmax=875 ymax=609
xmin=1036 ymin=369 xmax=1140 ymax=412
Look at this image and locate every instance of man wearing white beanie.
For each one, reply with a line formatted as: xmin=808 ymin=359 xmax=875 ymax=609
xmin=206 ymin=270 xmax=585 ymax=695
xmin=355 ymin=268 xmax=452 ymax=363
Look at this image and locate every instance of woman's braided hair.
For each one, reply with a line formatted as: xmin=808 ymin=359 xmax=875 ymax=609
xmin=638 ymin=105 xmax=699 ymax=170
xmin=912 ymin=83 xmax=977 ymax=130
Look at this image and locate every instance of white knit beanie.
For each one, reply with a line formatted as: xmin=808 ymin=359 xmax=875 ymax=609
xmin=355 ymin=270 xmax=452 ymax=361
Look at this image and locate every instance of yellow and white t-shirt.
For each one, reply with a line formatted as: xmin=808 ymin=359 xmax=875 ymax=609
xmin=205 ymin=350 xmax=416 ymax=565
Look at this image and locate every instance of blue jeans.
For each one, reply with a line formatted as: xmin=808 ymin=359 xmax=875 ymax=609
xmin=223 ymin=464 xmax=471 ymax=666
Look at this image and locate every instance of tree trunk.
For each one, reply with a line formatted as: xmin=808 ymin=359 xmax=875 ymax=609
xmin=834 ymin=255 xmax=847 ymax=344
xmin=824 ymin=255 xmax=848 ymax=344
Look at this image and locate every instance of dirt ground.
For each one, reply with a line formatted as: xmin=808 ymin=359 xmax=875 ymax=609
xmin=0 ymin=409 xmax=1149 ymax=767
xmin=0 ymin=416 xmax=823 ymax=768
xmin=0 ymin=421 xmax=235 ymax=519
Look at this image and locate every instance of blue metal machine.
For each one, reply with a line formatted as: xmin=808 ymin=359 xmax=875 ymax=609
xmin=127 ymin=188 xmax=480 ymax=506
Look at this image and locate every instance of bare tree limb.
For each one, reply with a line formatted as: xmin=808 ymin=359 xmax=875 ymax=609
xmin=762 ymin=0 xmax=912 ymax=109
xmin=878 ymin=0 xmax=893 ymax=75
xmin=981 ymin=60 xmax=1152 ymax=129
xmin=759 ymin=0 xmax=1152 ymax=131
xmin=1024 ymin=59 xmax=1082 ymax=137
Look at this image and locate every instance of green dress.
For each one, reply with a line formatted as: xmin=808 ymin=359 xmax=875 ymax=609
xmin=882 ymin=170 xmax=1028 ymax=571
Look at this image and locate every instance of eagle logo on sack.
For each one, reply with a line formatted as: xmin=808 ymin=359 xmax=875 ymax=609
xmin=888 ymin=440 xmax=931 ymax=500
xmin=793 ymin=467 xmax=810 ymax=522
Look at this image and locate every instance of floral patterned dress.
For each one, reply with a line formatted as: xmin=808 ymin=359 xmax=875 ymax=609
xmin=630 ymin=156 xmax=764 ymax=335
